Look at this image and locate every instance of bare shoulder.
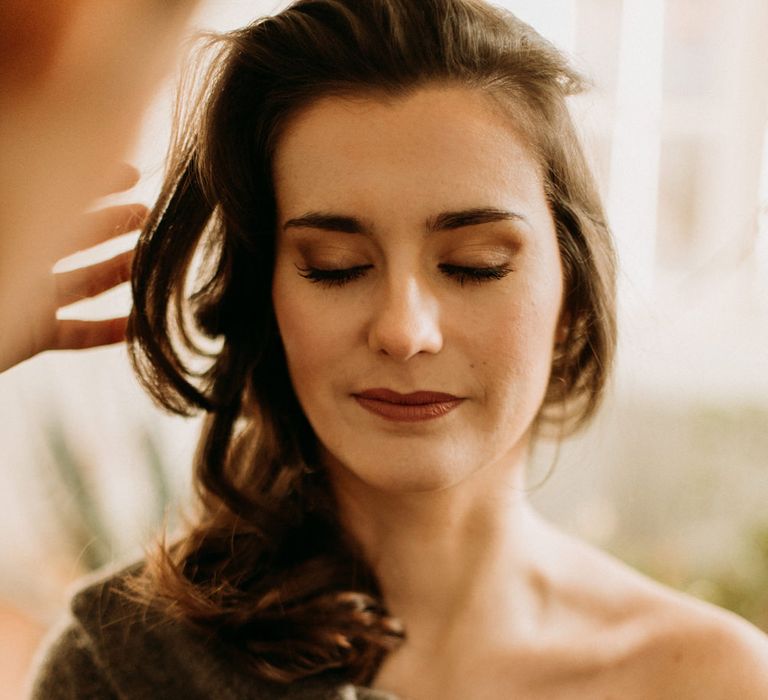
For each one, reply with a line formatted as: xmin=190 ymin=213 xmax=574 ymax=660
xmin=547 ymin=526 xmax=768 ymax=698
xmin=635 ymin=584 xmax=768 ymax=699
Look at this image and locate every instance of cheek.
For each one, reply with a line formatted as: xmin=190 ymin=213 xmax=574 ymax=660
xmin=272 ymin=281 xmax=353 ymax=399
xmin=476 ymin=313 xmax=550 ymax=380
xmin=274 ymin=295 xmax=317 ymax=379
xmin=468 ymin=285 xmax=561 ymax=402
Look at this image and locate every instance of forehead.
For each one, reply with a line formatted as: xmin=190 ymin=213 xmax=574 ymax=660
xmin=271 ymin=85 xmax=547 ymax=219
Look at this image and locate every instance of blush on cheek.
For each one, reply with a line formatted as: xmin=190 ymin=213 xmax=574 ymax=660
xmin=491 ymin=315 xmax=555 ymax=390
xmin=274 ymin=294 xmax=337 ymax=399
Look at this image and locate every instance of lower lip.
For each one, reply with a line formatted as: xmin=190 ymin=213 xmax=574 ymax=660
xmin=353 ymin=396 xmax=464 ymax=422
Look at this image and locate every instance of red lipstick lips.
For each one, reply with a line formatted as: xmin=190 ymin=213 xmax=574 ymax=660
xmin=353 ymin=388 xmax=464 ymax=422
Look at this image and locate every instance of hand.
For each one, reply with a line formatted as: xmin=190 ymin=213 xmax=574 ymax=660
xmin=0 ymin=2 xmax=198 ymax=373
xmin=0 ymin=165 xmax=148 ymax=373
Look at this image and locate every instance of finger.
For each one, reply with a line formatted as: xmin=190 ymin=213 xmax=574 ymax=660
xmin=61 ymin=203 xmax=148 ymax=258
xmin=94 ymin=163 xmax=142 ymax=198
xmin=55 ymin=249 xmax=134 ymax=306
xmin=48 ymin=317 xmax=129 ymax=351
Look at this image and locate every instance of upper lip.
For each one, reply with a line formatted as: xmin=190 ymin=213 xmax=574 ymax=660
xmin=354 ymin=388 xmax=461 ymax=405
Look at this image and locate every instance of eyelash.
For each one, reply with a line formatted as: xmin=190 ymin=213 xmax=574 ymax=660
xmin=296 ymin=263 xmax=512 ymax=288
xmin=438 ymin=263 xmax=512 ymax=286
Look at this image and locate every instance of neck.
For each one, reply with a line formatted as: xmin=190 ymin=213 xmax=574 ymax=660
xmin=327 ymin=448 xmax=553 ymax=652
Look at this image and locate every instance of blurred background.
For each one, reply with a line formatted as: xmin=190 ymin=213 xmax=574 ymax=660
xmin=1 ymin=0 xmax=767 ymax=696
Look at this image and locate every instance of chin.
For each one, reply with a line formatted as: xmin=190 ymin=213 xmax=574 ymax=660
xmin=330 ymin=451 xmax=473 ymax=495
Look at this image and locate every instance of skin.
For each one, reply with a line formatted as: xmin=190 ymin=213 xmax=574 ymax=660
xmin=271 ymin=86 xmax=768 ymax=699
xmin=0 ymin=164 xmax=148 ymax=373
xmin=0 ymin=1 xmax=197 ymax=373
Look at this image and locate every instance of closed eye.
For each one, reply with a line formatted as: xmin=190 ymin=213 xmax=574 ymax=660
xmin=438 ymin=263 xmax=512 ymax=285
xmin=295 ymin=263 xmax=512 ymax=288
xmin=296 ymin=264 xmax=373 ymax=287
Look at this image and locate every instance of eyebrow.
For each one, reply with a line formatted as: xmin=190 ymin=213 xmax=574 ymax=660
xmin=282 ymin=207 xmax=527 ymax=235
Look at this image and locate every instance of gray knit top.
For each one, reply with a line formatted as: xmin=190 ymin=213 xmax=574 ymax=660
xmin=29 ymin=564 xmax=399 ymax=700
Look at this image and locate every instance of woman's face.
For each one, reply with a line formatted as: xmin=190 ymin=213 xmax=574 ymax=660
xmin=272 ymin=85 xmax=563 ymax=493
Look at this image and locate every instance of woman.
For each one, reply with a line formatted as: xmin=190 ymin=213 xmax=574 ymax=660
xmin=31 ymin=0 xmax=768 ymax=698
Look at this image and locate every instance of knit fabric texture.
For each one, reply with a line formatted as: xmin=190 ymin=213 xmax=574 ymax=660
xmin=28 ymin=562 xmax=399 ymax=700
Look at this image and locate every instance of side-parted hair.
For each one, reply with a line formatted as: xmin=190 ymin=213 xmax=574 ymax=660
xmin=127 ymin=0 xmax=616 ymax=685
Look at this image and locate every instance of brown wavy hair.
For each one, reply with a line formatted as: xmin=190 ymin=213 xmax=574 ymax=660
xmin=126 ymin=0 xmax=616 ymax=686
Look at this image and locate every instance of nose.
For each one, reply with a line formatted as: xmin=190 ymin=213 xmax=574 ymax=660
xmin=366 ymin=275 xmax=444 ymax=360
